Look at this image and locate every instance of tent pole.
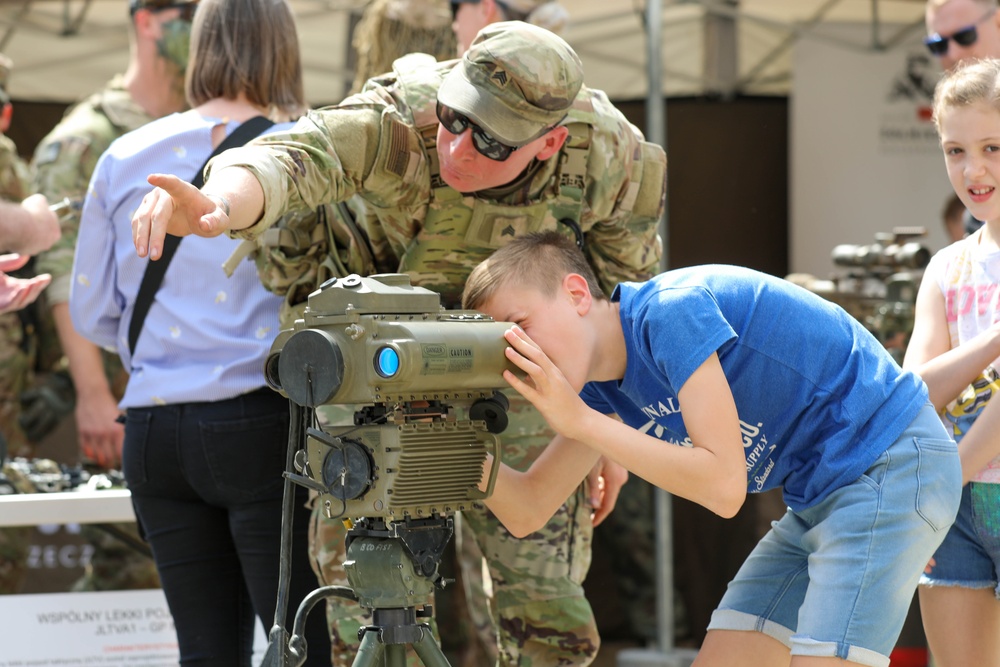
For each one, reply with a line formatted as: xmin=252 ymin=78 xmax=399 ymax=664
xmin=616 ymin=0 xmax=695 ymax=662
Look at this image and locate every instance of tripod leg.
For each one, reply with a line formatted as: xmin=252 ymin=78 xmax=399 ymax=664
xmin=385 ymin=644 xmax=407 ymax=666
xmin=352 ymin=630 xmax=386 ymax=667
xmin=411 ymin=629 xmax=451 ymax=667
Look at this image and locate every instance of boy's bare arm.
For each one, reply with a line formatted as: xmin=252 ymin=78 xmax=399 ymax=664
xmin=483 ymin=433 xmax=603 ymax=538
xmin=501 ymin=326 xmax=748 ymax=519
xmin=131 ymin=167 xmax=264 ymax=260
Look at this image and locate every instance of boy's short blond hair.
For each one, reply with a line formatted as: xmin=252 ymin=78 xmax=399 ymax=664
xmin=462 ymin=231 xmax=606 ymax=310
xmin=932 ymin=56 xmax=1000 ymax=132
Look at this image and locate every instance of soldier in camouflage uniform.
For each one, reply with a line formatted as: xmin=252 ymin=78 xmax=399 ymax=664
xmin=0 ymin=51 xmax=41 ymax=596
xmin=132 ymin=21 xmax=666 ymax=666
xmin=0 ymin=53 xmax=35 ymax=462
xmin=26 ymin=0 xmax=196 ymax=593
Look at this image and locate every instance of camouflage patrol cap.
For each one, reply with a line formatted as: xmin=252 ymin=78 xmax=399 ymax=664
xmin=499 ymin=0 xmax=562 ymax=13
xmin=129 ymin=0 xmax=198 ymax=14
xmin=436 ymin=20 xmax=582 ymax=147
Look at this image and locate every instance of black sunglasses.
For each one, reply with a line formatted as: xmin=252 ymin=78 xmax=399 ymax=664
xmin=925 ymin=10 xmax=996 ymax=56
xmin=436 ymin=102 xmax=520 ymax=161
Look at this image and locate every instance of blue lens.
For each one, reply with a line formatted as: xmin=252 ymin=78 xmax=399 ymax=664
xmin=375 ymin=347 xmax=400 ymax=378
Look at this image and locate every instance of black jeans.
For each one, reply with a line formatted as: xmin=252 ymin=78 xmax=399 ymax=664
xmin=123 ymin=388 xmax=330 ymax=666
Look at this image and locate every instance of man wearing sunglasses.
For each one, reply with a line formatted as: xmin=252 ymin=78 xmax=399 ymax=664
xmin=926 ymin=0 xmax=1000 ymax=73
xmin=915 ymin=4 xmax=1000 ymax=664
xmin=132 ymin=20 xmax=665 ymax=667
xmin=14 ymin=0 xmax=197 ymax=594
xmin=926 ymin=0 xmax=998 ymax=240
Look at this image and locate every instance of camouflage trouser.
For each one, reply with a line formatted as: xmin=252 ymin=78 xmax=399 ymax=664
xmin=0 ymin=313 xmax=35 ymax=595
xmin=590 ymin=476 xmax=658 ymax=641
xmin=310 ymin=394 xmax=599 ymax=666
xmin=454 ymin=514 xmax=497 ymax=665
xmin=0 ymin=311 xmax=34 ymax=459
xmin=72 ymin=523 xmax=160 ymax=591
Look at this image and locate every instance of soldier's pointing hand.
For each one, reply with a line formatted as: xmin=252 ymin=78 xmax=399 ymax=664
xmin=132 ymin=173 xmax=228 ymax=260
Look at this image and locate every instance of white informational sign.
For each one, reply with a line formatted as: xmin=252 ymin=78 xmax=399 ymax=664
xmin=790 ymin=23 xmax=953 ymax=277
xmin=0 ymin=589 xmax=268 ymax=666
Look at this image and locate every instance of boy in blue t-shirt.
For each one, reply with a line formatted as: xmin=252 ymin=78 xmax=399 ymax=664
xmin=463 ymin=231 xmax=962 ymax=667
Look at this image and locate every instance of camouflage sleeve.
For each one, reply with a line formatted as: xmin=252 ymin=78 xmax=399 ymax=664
xmin=209 ymin=100 xmax=425 ymax=242
xmin=580 ymin=91 xmax=666 ymax=294
xmin=30 ymin=123 xmax=114 ymax=305
xmin=0 ymin=135 xmax=30 ymax=203
xmin=250 ymin=203 xmax=370 ymax=319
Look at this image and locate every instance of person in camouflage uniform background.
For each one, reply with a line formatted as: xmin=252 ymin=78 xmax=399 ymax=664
xmin=349 ymin=0 xmax=457 ymax=96
xmin=18 ymin=0 xmax=197 ymax=593
xmin=133 ymin=21 xmax=666 ymax=666
xmin=0 ymin=52 xmax=36 ymax=462
xmin=0 ymin=51 xmax=43 ymax=596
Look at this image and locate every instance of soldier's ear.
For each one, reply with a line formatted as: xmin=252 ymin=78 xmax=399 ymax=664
xmin=481 ymin=0 xmax=503 ymax=22
xmin=132 ymin=6 xmax=161 ymax=40
xmin=0 ymin=103 xmax=11 ymax=134
xmin=535 ymin=126 xmax=569 ymax=161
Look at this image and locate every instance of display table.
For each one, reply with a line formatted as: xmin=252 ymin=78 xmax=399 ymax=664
xmin=0 ymin=488 xmax=135 ymax=527
xmin=0 ymin=489 xmax=268 ymax=666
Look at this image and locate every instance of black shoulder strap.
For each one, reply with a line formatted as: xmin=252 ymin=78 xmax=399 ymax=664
xmin=128 ymin=115 xmax=275 ymax=355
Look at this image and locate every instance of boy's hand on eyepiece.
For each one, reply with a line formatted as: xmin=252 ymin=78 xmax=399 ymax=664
xmin=502 ymin=325 xmax=588 ymax=441
xmin=132 ymin=174 xmax=229 ymax=260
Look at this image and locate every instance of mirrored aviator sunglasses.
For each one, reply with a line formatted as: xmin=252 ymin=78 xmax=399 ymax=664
xmin=924 ymin=10 xmax=996 ymax=56
xmin=436 ymin=102 xmax=519 ymax=161
xmin=925 ymin=25 xmax=979 ymax=55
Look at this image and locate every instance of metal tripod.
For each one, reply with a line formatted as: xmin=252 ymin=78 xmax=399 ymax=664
xmin=262 ymin=401 xmax=457 ymax=667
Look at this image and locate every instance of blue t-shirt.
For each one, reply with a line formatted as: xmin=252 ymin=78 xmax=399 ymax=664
xmin=579 ymin=265 xmax=928 ymax=510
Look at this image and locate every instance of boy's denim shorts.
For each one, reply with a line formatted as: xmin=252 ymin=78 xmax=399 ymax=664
xmin=707 ymin=403 xmax=961 ymax=667
xmin=920 ymin=481 xmax=1000 ymax=596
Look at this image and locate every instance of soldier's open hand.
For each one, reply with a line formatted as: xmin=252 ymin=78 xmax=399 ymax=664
xmin=132 ymin=174 xmax=230 ymax=260
xmin=0 ymin=254 xmax=51 ymax=315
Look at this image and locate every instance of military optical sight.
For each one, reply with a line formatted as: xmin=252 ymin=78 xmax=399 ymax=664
xmin=264 ymin=273 xmax=516 ymax=523
xmin=831 ymin=227 xmax=931 ymax=272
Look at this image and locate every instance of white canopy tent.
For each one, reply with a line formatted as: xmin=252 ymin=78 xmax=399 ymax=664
xmin=0 ymin=0 xmax=930 ymax=105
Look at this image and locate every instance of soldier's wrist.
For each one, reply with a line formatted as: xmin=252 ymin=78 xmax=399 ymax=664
xmin=204 ymin=193 xmax=232 ymax=218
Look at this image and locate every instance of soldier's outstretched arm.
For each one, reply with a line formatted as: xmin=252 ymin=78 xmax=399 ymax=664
xmin=0 ymin=194 xmax=60 ymax=256
xmin=132 ymin=167 xmax=264 ymax=260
